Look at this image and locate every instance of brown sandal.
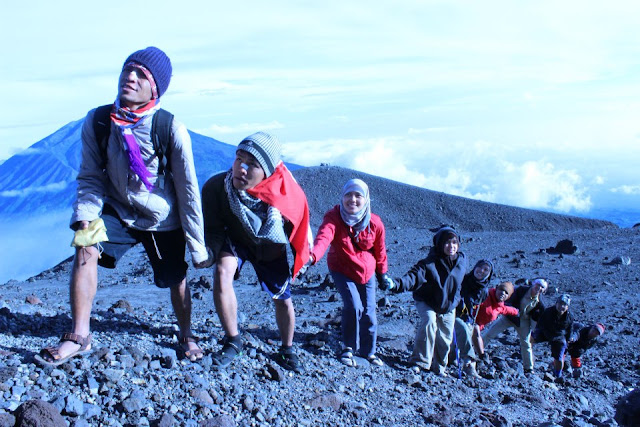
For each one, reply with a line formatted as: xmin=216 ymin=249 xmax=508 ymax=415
xmin=35 ymin=332 xmax=92 ymax=367
xmin=179 ymin=335 xmax=204 ymax=361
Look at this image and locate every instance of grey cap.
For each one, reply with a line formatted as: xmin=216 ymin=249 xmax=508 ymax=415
xmin=237 ymin=132 xmax=282 ymax=177
xmin=557 ymin=294 xmax=571 ymax=306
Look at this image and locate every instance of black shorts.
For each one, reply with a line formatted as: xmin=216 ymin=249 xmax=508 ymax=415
xmin=221 ymin=238 xmax=291 ymax=300
xmin=98 ymin=204 xmax=187 ymax=288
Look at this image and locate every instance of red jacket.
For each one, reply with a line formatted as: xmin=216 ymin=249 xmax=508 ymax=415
xmin=311 ymin=205 xmax=388 ymax=285
xmin=475 ymin=288 xmax=519 ymax=330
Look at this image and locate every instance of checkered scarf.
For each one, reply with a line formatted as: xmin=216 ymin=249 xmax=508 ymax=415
xmin=224 ymin=170 xmax=288 ymax=244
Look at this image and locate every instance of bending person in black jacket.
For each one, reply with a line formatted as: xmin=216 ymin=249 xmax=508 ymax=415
xmin=481 ymin=278 xmax=547 ymax=374
xmin=450 ymin=259 xmax=493 ymax=378
xmin=567 ymin=322 xmax=605 ymax=378
xmin=531 ymin=294 xmax=574 ymax=378
xmin=393 ymin=226 xmax=468 ymax=377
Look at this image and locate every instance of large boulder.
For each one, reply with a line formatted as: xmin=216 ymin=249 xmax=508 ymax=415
xmin=14 ymin=399 xmax=65 ymax=427
xmin=615 ymin=388 xmax=640 ymax=426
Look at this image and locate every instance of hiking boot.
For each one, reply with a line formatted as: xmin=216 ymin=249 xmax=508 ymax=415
xmin=463 ymin=362 xmax=480 ymax=379
xmin=276 ymin=346 xmax=302 ymax=373
xmin=572 ymin=367 xmax=582 ymax=379
xmin=212 ymin=335 xmax=243 ymax=368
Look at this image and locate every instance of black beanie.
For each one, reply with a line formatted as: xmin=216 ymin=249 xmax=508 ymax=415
xmin=123 ymin=47 xmax=172 ymax=97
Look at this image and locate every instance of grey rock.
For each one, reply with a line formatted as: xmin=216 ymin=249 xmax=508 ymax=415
xmin=0 ymin=412 xmax=16 ymax=427
xmin=64 ymin=394 xmax=85 ymax=416
xmin=102 ymin=368 xmax=125 ymax=383
xmin=307 ymin=393 xmax=344 ymax=411
xmin=157 ymin=412 xmax=176 ymax=427
xmin=159 ymin=349 xmax=177 ymax=369
xmin=121 ymin=396 xmax=144 ymax=414
xmin=14 ymin=399 xmax=66 ymax=427
xmin=242 ymin=395 xmax=254 ymax=412
xmin=199 ymin=414 xmax=236 ymax=427
xmin=83 ymin=403 xmax=101 ymax=419
xmin=87 ymin=376 xmax=99 ymax=395
xmin=190 ymin=388 xmax=214 ymax=405
xmin=50 ymin=395 xmax=66 ymax=413
xmin=615 ymin=388 xmax=640 ymax=426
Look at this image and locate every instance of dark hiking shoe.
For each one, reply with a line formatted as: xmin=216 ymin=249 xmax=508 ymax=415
xmin=276 ymin=346 xmax=302 ymax=373
xmin=212 ymin=336 xmax=243 ymax=368
xmin=572 ymin=367 xmax=582 ymax=379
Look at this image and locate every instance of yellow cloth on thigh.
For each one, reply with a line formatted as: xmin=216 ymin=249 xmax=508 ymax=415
xmin=70 ymin=218 xmax=108 ymax=248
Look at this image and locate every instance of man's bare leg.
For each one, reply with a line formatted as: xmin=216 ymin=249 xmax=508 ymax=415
xmin=274 ymin=298 xmax=295 ymax=347
xmin=42 ymin=246 xmax=98 ymax=359
xmin=170 ymin=278 xmax=202 ymax=360
xmin=213 ymin=253 xmax=239 ymax=337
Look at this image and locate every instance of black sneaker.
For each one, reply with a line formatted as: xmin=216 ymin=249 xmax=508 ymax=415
xmin=276 ymin=347 xmax=302 ymax=373
xmin=212 ymin=336 xmax=243 ymax=368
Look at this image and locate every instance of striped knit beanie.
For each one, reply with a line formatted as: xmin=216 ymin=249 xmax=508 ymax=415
xmin=123 ymin=47 xmax=172 ymax=97
xmin=237 ymin=132 xmax=282 ymax=177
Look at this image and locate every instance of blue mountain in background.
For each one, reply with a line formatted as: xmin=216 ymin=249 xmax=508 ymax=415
xmin=0 ymin=119 xmax=297 ymax=283
xmin=0 ymin=120 xmax=269 ymax=217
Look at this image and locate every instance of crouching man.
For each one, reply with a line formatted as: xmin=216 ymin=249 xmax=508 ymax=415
xmin=202 ymin=132 xmax=311 ymax=373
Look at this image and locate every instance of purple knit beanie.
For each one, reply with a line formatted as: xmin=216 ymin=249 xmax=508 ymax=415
xmin=123 ymin=47 xmax=172 ymax=97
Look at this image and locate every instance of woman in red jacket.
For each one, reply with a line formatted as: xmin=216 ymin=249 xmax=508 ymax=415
xmin=472 ymin=281 xmax=519 ymax=360
xmin=310 ymin=179 xmax=394 ymax=367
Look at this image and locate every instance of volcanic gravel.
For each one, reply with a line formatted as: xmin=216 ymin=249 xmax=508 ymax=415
xmin=0 ymin=166 xmax=638 ymax=426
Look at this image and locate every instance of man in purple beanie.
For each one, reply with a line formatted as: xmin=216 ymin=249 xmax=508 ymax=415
xmin=36 ymin=46 xmax=212 ymax=366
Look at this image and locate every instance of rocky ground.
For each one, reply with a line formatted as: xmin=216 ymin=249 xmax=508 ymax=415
xmin=1 ymin=166 xmax=639 ymax=426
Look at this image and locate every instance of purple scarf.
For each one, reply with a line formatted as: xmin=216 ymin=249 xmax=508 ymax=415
xmin=111 ymin=99 xmax=161 ymax=191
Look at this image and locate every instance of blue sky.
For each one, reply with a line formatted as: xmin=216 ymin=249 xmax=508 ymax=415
xmin=2 ymin=0 xmax=640 ymax=222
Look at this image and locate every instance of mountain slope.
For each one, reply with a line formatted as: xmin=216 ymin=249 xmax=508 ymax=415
xmin=294 ymin=165 xmax=616 ymax=232
xmin=0 ymin=119 xmax=238 ymax=217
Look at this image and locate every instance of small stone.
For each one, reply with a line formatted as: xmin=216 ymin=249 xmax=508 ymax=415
xmin=25 ymin=295 xmax=43 ymax=305
xmin=102 ymin=368 xmax=125 ymax=383
xmin=158 ymin=413 xmax=176 ymax=427
xmin=190 ymin=388 xmax=214 ymax=405
xmin=64 ymin=394 xmax=85 ymax=416
xmin=87 ymin=376 xmax=99 ymax=395
xmin=243 ymin=395 xmax=254 ymax=412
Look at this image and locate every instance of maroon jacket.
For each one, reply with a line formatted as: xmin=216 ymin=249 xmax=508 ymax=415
xmin=311 ymin=205 xmax=388 ymax=284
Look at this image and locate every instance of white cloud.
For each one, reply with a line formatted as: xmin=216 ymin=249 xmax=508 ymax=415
xmin=1 ymin=181 xmax=69 ymax=197
xmin=284 ymin=137 xmax=593 ymax=213
xmin=195 ymin=121 xmax=285 ymax=136
xmin=610 ymin=185 xmax=640 ymax=195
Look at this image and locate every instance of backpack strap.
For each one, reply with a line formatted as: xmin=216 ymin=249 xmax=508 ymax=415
xmin=91 ymin=105 xmax=174 ymax=181
xmin=92 ymin=104 xmax=113 ymax=171
xmin=151 ymin=108 xmax=174 ymax=178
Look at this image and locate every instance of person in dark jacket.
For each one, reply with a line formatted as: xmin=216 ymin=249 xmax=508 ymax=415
xmin=531 ymin=293 xmax=574 ymax=378
xmin=310 ymin=178 xmax=394 ymax=367
xmin=201 ymin=132 xmax=311 ymax=373
xmin=393 ymin=226 xmax=468 ymax=376
xmin=481 ymin=278 xmax=548 ymax=374
xmin=567 ymin=322 xmax=605 ymax=378
xmin=450 ymin=259 xmax=493 ymax=377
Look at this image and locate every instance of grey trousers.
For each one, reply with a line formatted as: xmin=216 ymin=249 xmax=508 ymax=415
xmin=451 ymin=317 xmax=476 ymax=364
xmin=482 ymin=315 xmax=535 ymax=370
xmin=409 ymin=301 xmax=455 ymax=374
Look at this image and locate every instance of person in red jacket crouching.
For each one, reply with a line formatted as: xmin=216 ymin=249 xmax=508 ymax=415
xmin=309 ymin=178 xmax=394 ymax=368
xmin=472 ymin=281 xmax=519 ymax=361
